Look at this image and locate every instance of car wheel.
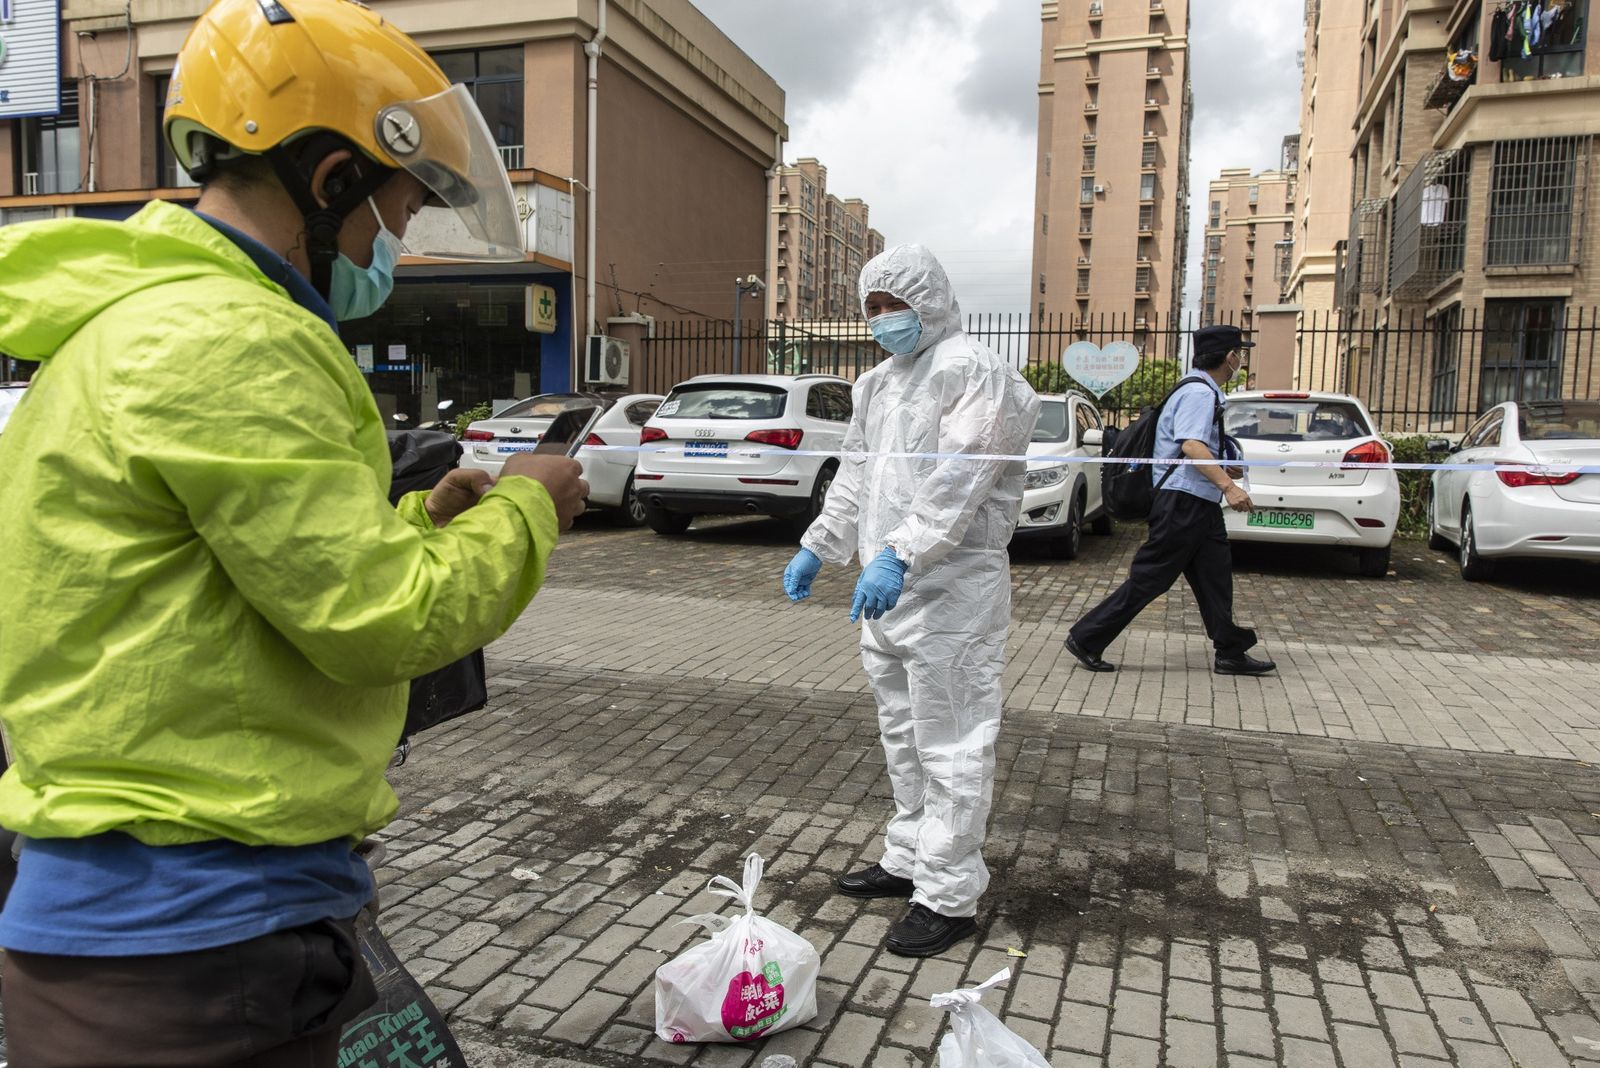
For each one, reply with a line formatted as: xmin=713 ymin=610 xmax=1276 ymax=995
xmin=790 ymin=463 xmax=836 ymax=540
xmin=1458 ymin=504 xmax=1496 ymax=582
xmin=617 ymin=475 xmax=648 ymax=528
xmin=1426 ymin=492 xmax=1451 ymax=551
xmin=1058 ymin=494 xmax=1084 ymax=560
xmin=1357 ymin=545 xmax=1391 ymax=579
xmin=1089 ymin=508 xmax=1114 ymax=536
xmin=645 ymin=504 xmax=693 ymax=536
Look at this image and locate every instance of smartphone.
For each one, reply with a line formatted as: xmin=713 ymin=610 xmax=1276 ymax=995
xmin=533 ymin=405 xmax=604 ymax=458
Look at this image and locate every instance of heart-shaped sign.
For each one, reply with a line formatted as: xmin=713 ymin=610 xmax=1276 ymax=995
xmin=1062 ymin=340 xmax=1141 ymax=398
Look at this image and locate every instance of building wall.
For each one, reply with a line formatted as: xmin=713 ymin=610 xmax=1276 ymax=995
xmin=1032 ymin=0 xmax=1192 ymax=346
xmin=0 ymin=0 xmax=786 ymax=408
xmin=1290 ymin=0 xmax=1365 ymax=316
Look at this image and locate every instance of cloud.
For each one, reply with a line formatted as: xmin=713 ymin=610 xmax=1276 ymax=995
xmin=1183 ymin=5 xmax=1305 ymax=314
xmin=689 ymin=2 xmax=1304 ymax=315
xmin=954 ymin=2 xmax=1042 ymax=132
xmin=687 ymin=0 xmax=958 ymax=126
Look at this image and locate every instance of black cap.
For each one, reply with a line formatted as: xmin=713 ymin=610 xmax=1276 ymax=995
xmin=1193 ymin=324 xmax=1256 ymax=359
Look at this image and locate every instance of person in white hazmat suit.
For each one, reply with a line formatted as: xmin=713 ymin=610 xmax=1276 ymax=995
xmin=782 ymin=245 xmax=1040 ymax=957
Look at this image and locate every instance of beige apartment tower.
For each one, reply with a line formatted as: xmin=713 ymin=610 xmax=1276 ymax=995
xmin=1289 ymin=0 xmax=1365 ymax=315
xmin=1032 ymin=0 xmax=1193 ymax=344
xmin=771 ymin=159 xmax=885 ymax=322
xmin=1202 ymin=166 xmax=1297 ymax=326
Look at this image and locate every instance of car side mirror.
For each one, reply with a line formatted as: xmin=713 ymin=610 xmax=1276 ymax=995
xmin=1081 ymin=428 xmax=1104 ymax=448
xmin=1425 ymin=438 xmax=1452 ymax=455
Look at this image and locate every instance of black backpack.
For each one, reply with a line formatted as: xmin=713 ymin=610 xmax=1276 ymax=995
xmin=1100 ymin=376 xmax=1226 ymax=521
xmin=386 ymin=430 xmax=489 ymax=748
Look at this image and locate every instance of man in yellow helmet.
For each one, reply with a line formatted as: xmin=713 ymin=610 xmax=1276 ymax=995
xmin=0 ymin=0 xmax=586 ymax=1062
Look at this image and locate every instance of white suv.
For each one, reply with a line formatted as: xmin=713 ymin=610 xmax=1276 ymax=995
xmin=633 ymin=374 xmax=854 ymax=537
xmin=1012 ymin=390 xmax=1114 ymax=558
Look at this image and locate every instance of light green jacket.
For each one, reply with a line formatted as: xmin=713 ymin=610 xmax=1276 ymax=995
xmin=0 ymin=201 xmax=558 ymax=846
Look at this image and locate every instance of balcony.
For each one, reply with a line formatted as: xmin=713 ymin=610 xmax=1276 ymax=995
xmin=1389 ymin=147 xmax=1470 ymax=297
xmin=1486 ymin=136 xmax=1589 ymax=268
xmin=497 ymin=144 xmax=525 ymax=170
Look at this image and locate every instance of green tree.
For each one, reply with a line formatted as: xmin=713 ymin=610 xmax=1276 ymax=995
xmin=453 ymin=402 xmax=492 ymax=440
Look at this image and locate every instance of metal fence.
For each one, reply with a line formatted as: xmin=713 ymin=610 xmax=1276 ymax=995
xmin=636 ymin=311 xmax=1251 ymax=424
xmin=1297 ymin=307 xmax=1600 ymax=435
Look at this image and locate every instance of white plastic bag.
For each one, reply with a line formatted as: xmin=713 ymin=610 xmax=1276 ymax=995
xmin=931 ymin=968 xmax=1052 ymax=1068
xmin=654 ymin=854 xmax=820 ymax=1044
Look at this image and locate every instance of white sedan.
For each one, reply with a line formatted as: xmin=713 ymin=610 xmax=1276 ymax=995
xmin=1428 ymin=399 xmax=1600 ymax=580
xmin=460 ymin=392 xmax=665 ymax=525
xmin=1011 ymin=390 xmax=1113 ymax=558
xmin=1221 ymin=391 xmax=1401 ymax=578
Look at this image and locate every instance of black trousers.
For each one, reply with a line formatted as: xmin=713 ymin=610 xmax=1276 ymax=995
xmin=3 ymin=915 xmax=376 ymax=1067
xmin=1070 ymin=490 xmax=1257 ymax=660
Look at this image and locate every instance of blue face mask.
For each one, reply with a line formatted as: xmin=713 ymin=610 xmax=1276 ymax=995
xmin=870 ymin=308 xmax=922 ymax=355
xmin=328 ymin=199 xmax=403 ymax=321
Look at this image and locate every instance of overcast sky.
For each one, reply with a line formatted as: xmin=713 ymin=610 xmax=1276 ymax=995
xmin=689 ymin=0 xmax=1303 ymax=320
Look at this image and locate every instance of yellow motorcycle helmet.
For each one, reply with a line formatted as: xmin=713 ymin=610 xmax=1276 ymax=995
xmin=164 ymin=0 xmax=523 ymax=274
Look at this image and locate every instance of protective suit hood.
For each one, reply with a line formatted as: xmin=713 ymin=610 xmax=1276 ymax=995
xmin=859 ymin=244 xmax=963 ymax=356
xmin=0 ymin=201 xmax=288 ymax=364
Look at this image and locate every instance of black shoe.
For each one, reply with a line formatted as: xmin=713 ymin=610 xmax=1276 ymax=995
xmin=836 ymin=863 xmax=915 ymax=899
xmin=1215 ymin=653 xmax=1277 ymax=676
xmin=1065 ymin=635 xmax=1116 ymax=673
xmin=885 ymin=903 xmax=977 ymax=958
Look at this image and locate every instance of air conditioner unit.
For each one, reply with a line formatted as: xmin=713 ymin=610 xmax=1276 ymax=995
xmin=584 ymin=334 xmax=631 ymax=386
xmin=1146 ymin=99 xmax=1159 ymax=106
xmin=1078 ymin=256 xmax=1091 ymax=264
xmin=1134 ymin=317 xmax=1149 ymax=329
xmin=1083 ymin=133 xmax=1097 ymax=142
xmin=1094 ymin=184 xmax=1108 ymax=194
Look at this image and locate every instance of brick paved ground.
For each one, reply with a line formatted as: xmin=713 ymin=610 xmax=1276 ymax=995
xmin=375 ymin=515 xmax=1600 ymax=1066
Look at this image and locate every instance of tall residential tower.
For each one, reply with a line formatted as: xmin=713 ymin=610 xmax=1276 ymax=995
xmin=1032 ymin=0 xmax=1193 ymax=348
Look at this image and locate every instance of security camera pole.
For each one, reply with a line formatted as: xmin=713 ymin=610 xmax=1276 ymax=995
xmin=732 ymin=273 xmax=766 ymax=375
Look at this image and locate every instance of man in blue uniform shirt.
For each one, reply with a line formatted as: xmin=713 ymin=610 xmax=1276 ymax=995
xmin=1064 ymin=324 xmax=1276 ymax=676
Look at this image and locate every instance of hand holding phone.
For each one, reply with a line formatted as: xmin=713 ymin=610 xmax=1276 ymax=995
xmin=533 ymin=406 xmax=605 ymax=458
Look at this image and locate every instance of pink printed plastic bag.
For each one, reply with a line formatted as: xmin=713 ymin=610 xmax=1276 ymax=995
xmin=654 ymin=854 xmax=819 ymax=1044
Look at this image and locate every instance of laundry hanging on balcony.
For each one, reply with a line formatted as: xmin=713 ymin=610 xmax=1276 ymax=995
xmin=1448 ymin=48 xmax=1478 ymax=80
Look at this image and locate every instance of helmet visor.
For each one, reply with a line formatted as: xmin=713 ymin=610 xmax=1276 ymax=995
xmin=375 ymin=83 xmax=524 ymax=261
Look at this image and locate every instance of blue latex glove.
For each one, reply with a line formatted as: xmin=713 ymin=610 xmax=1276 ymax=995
xmin=851 ymin=547 xmax=908 ymax=623
xmin=784 ymin=548 xmax=823 ymax=602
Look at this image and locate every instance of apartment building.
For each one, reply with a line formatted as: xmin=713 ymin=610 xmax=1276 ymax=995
xmin=0 ymin=0 xmax=786 ymax=421
xmin=1335 ymin=0 xmax=1600 ymax=424
xmin=1288 ymin=0 xmax=1366 ymax=316
xmin=1032 ymin=0 xmax=1193 ymax=347
xmin=1202 ymin=165 xmax=1298 ymax=326
xmin=770 ymin=158 xmax=885 ymax=321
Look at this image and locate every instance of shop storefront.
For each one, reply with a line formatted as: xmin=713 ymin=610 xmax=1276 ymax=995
xmin=340 ymin=270 xmax=573 ymax=426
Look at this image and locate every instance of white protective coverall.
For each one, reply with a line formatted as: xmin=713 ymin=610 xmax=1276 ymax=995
xmin=802 ymin=245 xmax=1041 ymax=917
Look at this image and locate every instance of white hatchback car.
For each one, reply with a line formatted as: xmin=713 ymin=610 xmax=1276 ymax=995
xmin=1221 ymin=390 xmax=1401 ymax=578
xmin=1012 ymin=390 xmax=1113 ymax=558
xmin=633 ymin=374 xmax=854 ymax=537
xmin=460 ymin=392 xmax=666 ymax=524
xmin=1428 ymin=399 xmax=1600 ymax=580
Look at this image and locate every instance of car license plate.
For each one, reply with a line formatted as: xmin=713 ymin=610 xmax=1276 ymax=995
xmin=685 ymin=441 xmax=728 ymax=458
xmin=1248 ymin=509 xmax=1314 ymax=530
xmin=496 ymin=444 xmax=540 ymax=454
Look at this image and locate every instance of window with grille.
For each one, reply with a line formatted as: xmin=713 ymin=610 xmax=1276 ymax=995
xmin=1081 ymin=177 xmax=1095 ymax=204
xmin=17 ymin=82 xmax=81 ymax=195
xmin=1429 ymin=305 xmax=1461 ymax=418
xmin=153 ymin=75 xmax=200 ymax=190
xmin=1083 ymin=145 xmax=1096 ymax=171
xmin=1249 ymin=185 xmax=1260 ymax=205
xmin=1209 ymin=201 xmax=1222 ymax=227
xmin=1481 ymin=299 xmax=1565 ymax=409
xmin=1136 ymin=266 xmax=1152 ymax=292
xmin=1142 ymin=143 xmax=1157 ymax=168
xmin=1486 ymin=136 xmax=1588 ymax=267
xmin=1140 ymin=205 xmax=1155 ymax=230
xmin=1080 ymin=208 xmax=1094 ymax=233
xmin=1077 ymin=268 xmax=1091 ymax=294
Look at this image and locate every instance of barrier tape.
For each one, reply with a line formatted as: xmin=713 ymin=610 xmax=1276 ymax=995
xmin=559 ymin=443 xmax=1600 ymax=476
